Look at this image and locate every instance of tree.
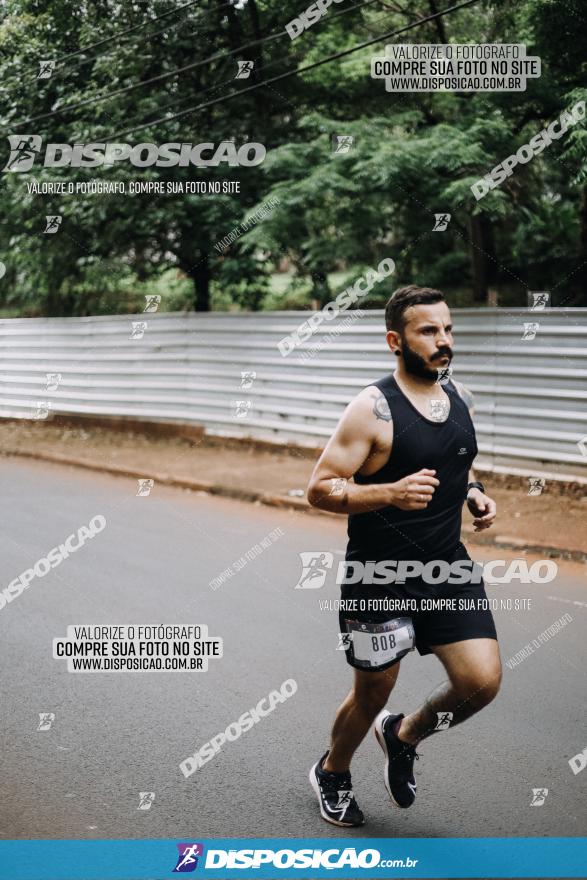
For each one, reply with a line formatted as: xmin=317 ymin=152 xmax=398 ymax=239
xmin=0 ymin=0 xmax=585 ymax=314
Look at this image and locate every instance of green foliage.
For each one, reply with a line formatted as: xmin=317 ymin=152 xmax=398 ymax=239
xmin=0 ymin=0 xmax=586 ymax=313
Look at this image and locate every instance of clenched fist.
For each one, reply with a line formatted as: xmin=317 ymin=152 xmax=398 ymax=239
xmin=389 ymin=469 xmax=440 ymax=510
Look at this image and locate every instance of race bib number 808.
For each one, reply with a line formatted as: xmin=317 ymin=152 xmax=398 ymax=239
xmin=344 ymin=616 xmax=415 ymax=669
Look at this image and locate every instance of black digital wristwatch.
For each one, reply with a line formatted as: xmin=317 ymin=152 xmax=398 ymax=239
xmin=466 ymin=481 xmax=485 ymax=499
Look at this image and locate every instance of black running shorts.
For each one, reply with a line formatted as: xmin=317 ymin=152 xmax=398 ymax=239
xmin=338 ymin=543 xmax=498 ymax=672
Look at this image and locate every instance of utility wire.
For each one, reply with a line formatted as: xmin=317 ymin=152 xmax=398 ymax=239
xmin=100 ymin=0 xmax=417 ymax=135
xmin=55 ymin=0 xmax=212 ymax=64
xmin=107 ymin=0 xmax=481 ymax=140
xmin=0 ymin=0 xmax=240 ymax=96
xmin=9 ymin=0 xmax=381 ymax=129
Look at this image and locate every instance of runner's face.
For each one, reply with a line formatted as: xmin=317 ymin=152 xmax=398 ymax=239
xmin=399 ymin=302 xmax=454 ymax=380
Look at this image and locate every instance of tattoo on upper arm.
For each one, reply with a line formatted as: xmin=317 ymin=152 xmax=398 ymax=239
xmin=371 ymin=390 xmax=392 ymax=422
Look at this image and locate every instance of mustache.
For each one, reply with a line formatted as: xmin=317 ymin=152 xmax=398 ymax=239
xmin=431 ymin=348 xmax=453 ymax=361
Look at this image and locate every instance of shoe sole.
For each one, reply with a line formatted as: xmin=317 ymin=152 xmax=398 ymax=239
xmin=374 ymin=709 xmax=414 ymax=809
xmin=308 ymin=762 xmax=365 ymax=827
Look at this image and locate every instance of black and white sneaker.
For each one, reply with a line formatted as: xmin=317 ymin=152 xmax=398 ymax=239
xmin=309 ymin=751 xmax=365 ymax=827
xmin=374 ymin=711 xmax=419 ymax=808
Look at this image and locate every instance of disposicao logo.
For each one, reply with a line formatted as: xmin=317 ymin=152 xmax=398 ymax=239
xmin=2 ymin=136 xmax=266 ymax=172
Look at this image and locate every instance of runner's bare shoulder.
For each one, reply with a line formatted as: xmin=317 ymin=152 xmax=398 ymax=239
xmin=340 ymin=385 xmax=393 ymax=460
xmin=342 ymin=385 xmax=392 ymax=432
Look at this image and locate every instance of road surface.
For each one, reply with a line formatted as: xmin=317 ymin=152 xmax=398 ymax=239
xmin=0 ymin=457 xmax=585 ymax=840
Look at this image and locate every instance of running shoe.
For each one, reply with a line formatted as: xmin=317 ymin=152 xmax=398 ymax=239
xmin=309 ymin=751 xmax=365 ymax=826
xmin=374 ymin=711 xmax=419 ymax=808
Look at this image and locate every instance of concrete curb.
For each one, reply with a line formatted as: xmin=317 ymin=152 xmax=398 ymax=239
xmin=2 ymin=447 xmax=585 ymax=561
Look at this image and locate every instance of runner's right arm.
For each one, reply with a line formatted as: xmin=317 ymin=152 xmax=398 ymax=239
xmin=306 ymin=389 xmax=439 ymax=514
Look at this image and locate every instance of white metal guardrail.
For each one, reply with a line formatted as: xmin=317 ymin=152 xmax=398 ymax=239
xmin=0 ymin=308 xmax=586 ymax=479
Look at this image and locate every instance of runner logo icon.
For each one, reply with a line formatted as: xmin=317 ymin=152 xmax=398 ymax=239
xmin=3 ymin=135 xmax=42 ymax=172
xmin=337 ymin=632 xmax=353 ymax=650
xmin=333 ymin=790 xmax=353 ymax=819
xmin=173 ymin=843 xmax=204 ymax=872
xmin=44 ymin=215 xmax=62 ymax=233
xmin=432 ymin=213 xmax=451 ymax=231
xmin=435 ymin=712 xmax=453 ymax=731
xmin=530 ymin=788 xmax=548 ymax=806
xmin=137 ymin=792 xmax=155 ymax=810
xmin=295 ymin=552 xmax=334 ymax=589
xmin=37 ymin=712 xmax=55 ymax=731
xmin=236 ymin=60 xmax=254 ymax=79
xmin=37 ymin=60 xmax=55 ymax=79
xmin=333 ymin=135 xmax=354 ymax=153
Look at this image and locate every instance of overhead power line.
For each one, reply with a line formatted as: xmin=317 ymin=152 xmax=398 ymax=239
xmin=10 ymin=0 xmax=380 ymax=129
xmin=101 ymin=0 xmax=395 ymax=135
xmin=0 ymin=0 xmax=240 ymax=98
xmin=54 ymin=0 xmax=209 ymax=64
xmin=107 ymin=0 xmax=481 ymax=140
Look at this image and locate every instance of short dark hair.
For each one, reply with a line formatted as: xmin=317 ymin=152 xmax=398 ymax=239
xmin=385 ymin=285 xmax=445 ymax=331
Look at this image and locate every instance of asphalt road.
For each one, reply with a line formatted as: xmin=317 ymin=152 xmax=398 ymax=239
xmin=0 ymin=456 xmax=585 ymax=841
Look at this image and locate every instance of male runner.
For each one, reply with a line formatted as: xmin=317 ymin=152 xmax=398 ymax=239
xmin=306 ymin=285 xmax=501 ymax=827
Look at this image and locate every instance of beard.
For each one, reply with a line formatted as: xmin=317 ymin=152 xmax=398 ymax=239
xmin=400 ymin=337 xmax=453 ymax=381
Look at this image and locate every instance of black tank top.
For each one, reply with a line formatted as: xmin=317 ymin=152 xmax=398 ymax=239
xmin=346 ymin=374 xmax=478 ymax=563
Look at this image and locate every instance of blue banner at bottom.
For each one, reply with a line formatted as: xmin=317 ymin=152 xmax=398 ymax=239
xmin=0 ymin=837 xmax=585 ymax=879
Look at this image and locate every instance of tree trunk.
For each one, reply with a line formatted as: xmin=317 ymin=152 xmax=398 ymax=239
xmin=310 ymin=266 xmax=331 ymax=306
xmin=134 ymin=245 xmax=148 ymax=282
xmin=177 ymin=235 xmax=211 ymax=312
xmin=247 ymin=0 xmax=264 ymax=71
xmin=428 ymin=0 xmax=448 ymax=43
xmin=193 ymin=254 xmax=210 ymax=312
xmin=469 ymin=213 xmax=497 ymax=304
